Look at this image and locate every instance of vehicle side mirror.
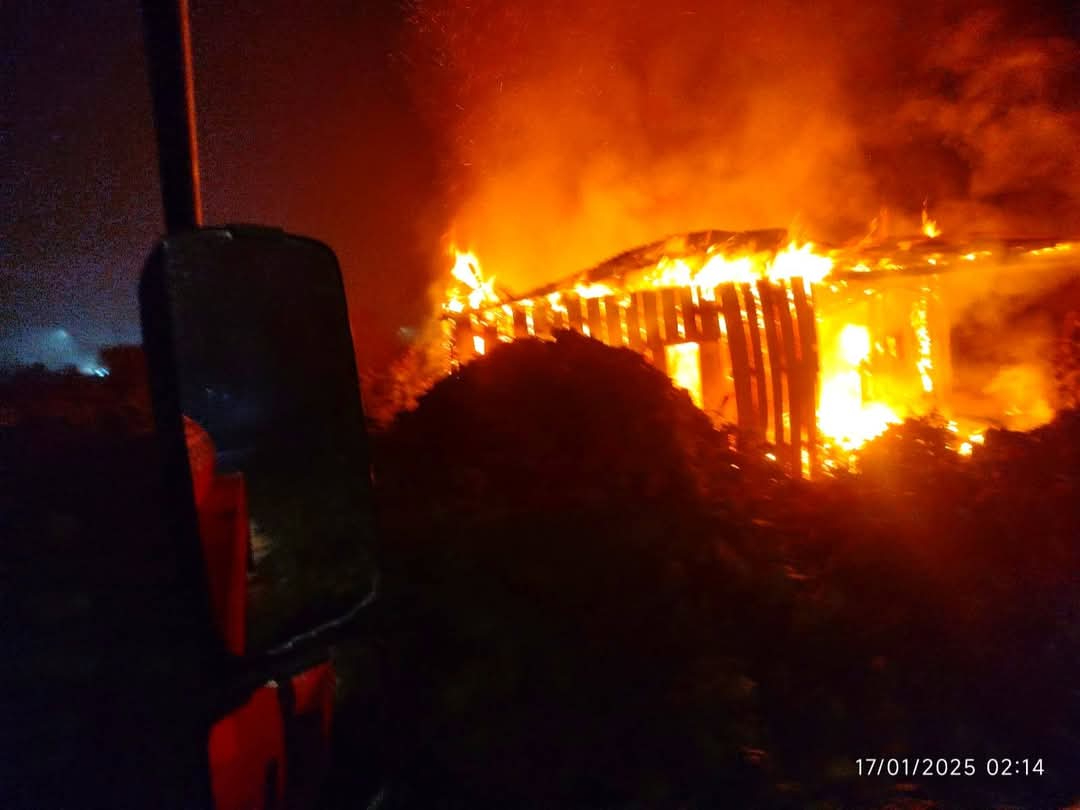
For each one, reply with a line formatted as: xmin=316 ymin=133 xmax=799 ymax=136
xmin=140 ymin=225 xmax=377 ymax=677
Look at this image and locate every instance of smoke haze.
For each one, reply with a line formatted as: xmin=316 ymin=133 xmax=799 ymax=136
xmin=402 ymin=0 xmax=1080 ymax=293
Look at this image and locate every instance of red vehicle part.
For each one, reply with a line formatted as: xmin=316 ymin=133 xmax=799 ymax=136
xmin=187 ymin=418 xmax=335 ymax=810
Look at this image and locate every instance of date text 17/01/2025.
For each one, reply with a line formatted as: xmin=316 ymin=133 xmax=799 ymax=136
xmin=856 ymin=758 xmax=1045 ymax=777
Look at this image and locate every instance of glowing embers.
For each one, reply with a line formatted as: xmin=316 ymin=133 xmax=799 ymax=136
xmin=665 ymin=343 xmax=703 ymax=408
xmin=818 ymin=324 xmax=900 ymax=453
xmin=948 ymin=421 xmax=985 ymax=458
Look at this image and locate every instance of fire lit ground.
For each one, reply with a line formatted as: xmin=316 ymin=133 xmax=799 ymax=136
xmin=435 ymin=227 xmax=1077 ymax=475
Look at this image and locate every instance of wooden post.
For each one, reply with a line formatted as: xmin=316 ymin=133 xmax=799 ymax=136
xmin=699 ymin=297 xmax=721 ymax=342
xmin=551 ymin=300 xmax=568 ymax=331
xmin=484 ymin=322 xmax=500 ymax=354
xmin=775 ymin=282 xmax=802 ymax=473
xmin=512 ymin=306 xmax=529 ymax=339
xmin=680 ymin=288 xmax=701 ymax=342
xmin=661 ymin=288 xmax=681 ymax=343
xmin=642 ymin=291 xmax=667 ymax=374
xmin=586 ymin=297 xmax=605 ymax=342
xmin=533 ymin=299 xmax=552 ymax=338
xmin=699 ymin=340 xmax=725 ymax=416
xmin=626 ymin=293 xmax=645 ymax=350
xmin=455 ymin=316 xmax=475 ymax=364
xmin=756 ymin=280 xmax=786 ymax=447
xmin=741 ymin=283 xmax=769 ymax=437
xmin=604 ymin=296 xmax=624 ymax=346
xmin=719 ymin=284 xmax=754 ymax=433
xmin=791 ymin=280 xmax=818 ymax=478
xmin=566 ymin=295 xmax=585 ymax=334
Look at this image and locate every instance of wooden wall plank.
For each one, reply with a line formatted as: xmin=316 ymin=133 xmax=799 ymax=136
xmin=756 ymin=280 xmax=786 ymax=446
xmin=699 ymin=339 xmax=726 ymax=416
xmin=792 ymin=280 xmax=819 ymax=477
xmin=700 ymin=295 xmax=721 ymax=342
xmin=660 ymin=289 xmax=681 ymax=343
xmin=512 ymin=307 xmax=529 ymax=338
xmin=741 ymin=283 xmax=769 ymax=437
xmin=586 ymin=297 xmax=605 ymax=341
xmin=604 ymin=296 xmax=624 ymax=346
xmin=775 ymin=282 xmax=802 ymax=472
xmin=642 ymin=291 xmax=667 ymax=374
xmin=533 ymin=299 xmax=552 ymax=338
xmin=566 ymin=295 xmax=584 ymax=333
xmin=680 ymin=288 xmax=701 ymax=342
xmin=719 ymin=283 xmax=754 ymax=432
xmin=455 ymin=317 xmax=475 ymax=364
xmin=626 ymin=293 xmax=645 ymax=350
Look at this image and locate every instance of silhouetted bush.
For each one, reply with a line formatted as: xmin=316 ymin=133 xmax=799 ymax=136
xmin=376 ymin=331 xmax=738 ymax=527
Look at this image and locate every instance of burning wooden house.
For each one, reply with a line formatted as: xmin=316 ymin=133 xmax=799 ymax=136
xmin=440 ymin=229 xmax=1077 ymax=477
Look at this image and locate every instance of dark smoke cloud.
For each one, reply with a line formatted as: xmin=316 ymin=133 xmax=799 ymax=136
xmin=401 ymin=0 xmax=1079 ymax=292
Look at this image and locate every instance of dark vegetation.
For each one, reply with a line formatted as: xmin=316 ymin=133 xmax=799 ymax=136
xmin=1 ymin=349 xmax=218 ymax=809
xmin=333 ymin=331 xmax=1080 ymax=809
xmin=4 ymin=334 xmax=1080 ymax=809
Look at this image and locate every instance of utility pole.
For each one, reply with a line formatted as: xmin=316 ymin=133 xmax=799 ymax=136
xmin=141 ymin=0 xmax=203 ymax=233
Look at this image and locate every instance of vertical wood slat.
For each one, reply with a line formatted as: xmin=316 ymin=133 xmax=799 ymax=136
xmin=642 ymin=291 xmax=662 ymax=344
xmin=661 ymin=289 xmax=681 ymax=343
xmin=775 ymin=282 xmax=802 ymax=472
xmin=604 ymin=296 xmax=624 ymax=346
xmin=484 ymin=322 xmax=500 ymax=353
xmin=512 ymin=307 xmax=529 ymax=338
xmin=533 ymin=299 xmax=552 ymax=338
xmin=586 ymin=297 xmax=605 ymax=341
xmin=680 ymin=288 xmax=701 ymax=342
xmin=455 ymin=317 xmax=475 ymax=364
xmin=641 ymin=291 xmax=666 ymax=374
xmin=741 ymin=283 xmax=769 ymax=437
xmin=626 ymin=293 xmax=645 ymax=350
xmin=756 ymin=280 xmax=786 ymax=446
xmin=791 ymin=280 xmax=818 ymax=477
xmin=551 ymin=300 xmax=567 ymax=332
xmin=719 ymin=283 xmax=754 ymax=433
xmin=698 ymin=295 xmax=725 ymax=418
xmin=699 ymin=296 xmax=721 ymax=341
xmin=566 ymin=295 xmax=584 ymax=333
xmin=699 ymin=340 xmax=725 ymax=415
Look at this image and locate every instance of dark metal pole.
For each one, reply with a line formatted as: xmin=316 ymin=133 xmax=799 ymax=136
xmin=141 ymin=0 xmax=203 ymax=233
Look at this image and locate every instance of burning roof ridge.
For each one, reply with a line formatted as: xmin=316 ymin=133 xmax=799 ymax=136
xmin=511 ymin=228 xmax=790 ymax=301
xmin=472 ymin=234 xmax=1076 ymax=309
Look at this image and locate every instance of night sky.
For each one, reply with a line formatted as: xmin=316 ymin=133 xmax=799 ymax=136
xmin=6 ymin=0 xmax=446 ymax=370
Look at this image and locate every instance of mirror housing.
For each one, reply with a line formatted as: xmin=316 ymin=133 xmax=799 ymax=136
xmin=140 ymin=225 xmax=378 ymax=687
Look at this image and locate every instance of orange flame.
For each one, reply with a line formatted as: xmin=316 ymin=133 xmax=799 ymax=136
xmin=921 ymin=202 xmax=941 ymax=239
